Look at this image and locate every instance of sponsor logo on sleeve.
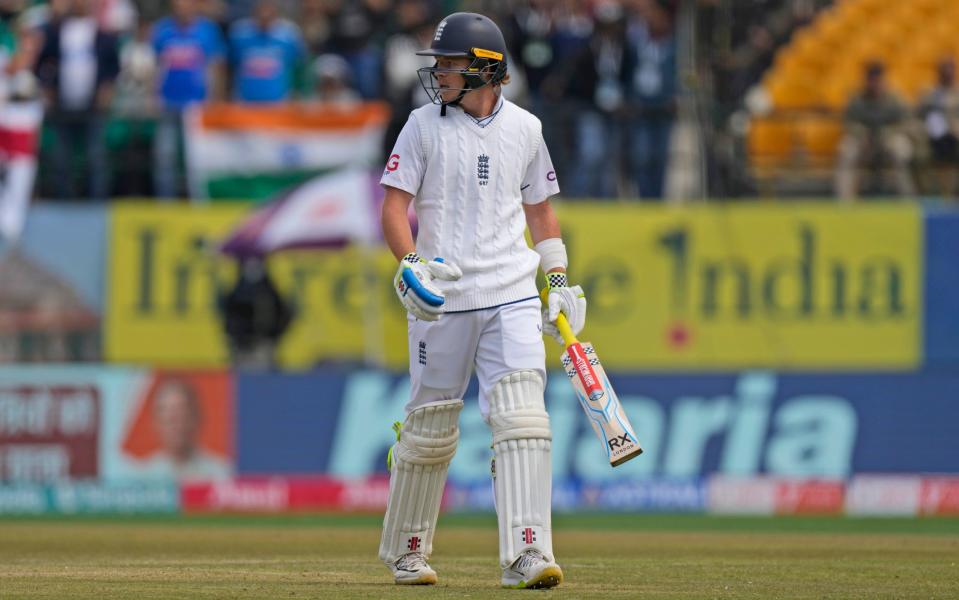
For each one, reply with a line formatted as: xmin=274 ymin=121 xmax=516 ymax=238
xmin=385 ymin=154 xmax=400 ymax=173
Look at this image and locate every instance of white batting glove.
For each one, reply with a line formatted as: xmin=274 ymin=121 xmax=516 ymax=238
xmin=393 ymin=252 xmax=463 ymax=321
xmin=542 ymin=272 xmax=587 ymax=344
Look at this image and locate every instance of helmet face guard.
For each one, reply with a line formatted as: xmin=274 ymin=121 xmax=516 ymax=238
xmin=416 ymin=54 xmax=507 ymax=106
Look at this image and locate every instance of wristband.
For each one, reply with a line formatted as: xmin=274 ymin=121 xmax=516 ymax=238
xmin=546 ymin=272 xmax=568 ymax=289
xmin=533 ymin=238 xmax=568 ymax=273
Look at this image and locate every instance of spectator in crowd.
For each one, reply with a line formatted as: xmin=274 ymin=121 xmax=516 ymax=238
xmin=834 ymin=61 xmax=915 ymax=201
xmin=558 ymin=1 xmax=630 ymax=198
xmin=324 ymin=0 xmax=391 ymax=100
xmin=131 ymin=0 xmax=165 ymax=23
xmin=1 ymin=2 xmax=42 ymax=243
xmin=228 ymin=0 xmax=305 ymax=103
xmin=198 ymin=0 xmax=228 ymax=34
xmin=111 ymin=16 xmax=156 ymax=195
xmin=138 ymin=377 xmax=232 ymax=481
xmin=505 ymin=0 xmax=558 ymax=105
xmin=312 ymin=52 xmax=360 ymax=105
xmin=381 ymin=0 xmax=432 ymax=104
xmin=114 ymin=15 xmax=155 ymax=114
xmin=510 ymin=0 xmax=593 ymax=192
xmin=0 ymin=2 xmax=17 ymax=70
xmin=97 ymin=0 xmax=137 ymax=33
xmin=297 ymin=0 xmax=334 ymax=57
xmin=151 ymin=0 xmax=225 ymax=198
xmin=34 ymin=0 xmax=120 ymax=201
xmin=381 ymin=0 xmax=433 ymax=159
xmin=917 ymin=58 xmax=959 ymax=200
xmin=218 ymin=255 xmax=292 ymax=370
xmin=626 ymin=0 xmax=677 ymax=200
xmin=1 ymin=0 xmax=39 ymax=103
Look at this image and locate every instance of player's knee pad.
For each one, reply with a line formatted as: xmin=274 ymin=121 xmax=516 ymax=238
xmin=488 ymin=370 xmax=551 ymax=445
xmin=488 ymin=371 xmax=554 ymax=567
xmin=379 ymin=399 xmax=462 ymax=565
xmin=391 ymin=399 xmax=463 ymax=467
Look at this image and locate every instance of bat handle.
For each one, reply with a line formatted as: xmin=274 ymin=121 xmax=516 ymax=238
xmin=554 ymin=312 xmax=579 ymax=348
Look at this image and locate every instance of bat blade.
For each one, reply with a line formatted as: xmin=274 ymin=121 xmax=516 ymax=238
xmin=561 ymin=340 xmax=643 ymax=467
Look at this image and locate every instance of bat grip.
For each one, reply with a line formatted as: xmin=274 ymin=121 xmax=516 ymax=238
xmin=554 ymin=312 xmax=579 ymax=347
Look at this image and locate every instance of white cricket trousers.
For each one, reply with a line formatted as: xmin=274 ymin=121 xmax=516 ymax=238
xmin=406 ymin=298 xmax=546 ymax=419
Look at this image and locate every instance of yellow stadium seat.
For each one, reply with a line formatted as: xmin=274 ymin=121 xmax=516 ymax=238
xmin=889 ymin=68 xmax=935 ymax=103
xmin=766 ymin=76 xmax=820 ymax=111
xmin=820 ymin=77 xmax=858 ymax=111
xmin=797 ymin=117 xmax=843 ymax=160
xmin=748 ymin=119 xmax=797 ymax=168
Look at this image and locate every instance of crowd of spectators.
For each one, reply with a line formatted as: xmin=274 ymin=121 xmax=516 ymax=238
xmin=835 ymin=59 xmax=959 ymax=201
xmin=695 ymin=0 xmax=959 ymax=201
xmin=693 ymin=0 xmax=827 ymax=197
xmin=0 ymin=0 xmax=680 ymax=201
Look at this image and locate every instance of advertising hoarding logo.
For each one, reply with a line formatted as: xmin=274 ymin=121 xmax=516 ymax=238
xmin=0 ymin=384 xmax=100 ymax=481
xmin=554 ymin=204 xmax=921 ymax=369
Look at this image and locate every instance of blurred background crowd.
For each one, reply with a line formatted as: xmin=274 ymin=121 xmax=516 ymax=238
xmin=1 ymin=0 xmax=959 ymax=204
xmin=0 ymin=0 xmax=684 ymax=202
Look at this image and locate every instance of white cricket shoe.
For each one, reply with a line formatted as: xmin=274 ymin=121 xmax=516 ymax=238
xmin=501 ymin=550 xmax=564 ymax=589
xmin=389 ymin=552 xmax=438 ymax=585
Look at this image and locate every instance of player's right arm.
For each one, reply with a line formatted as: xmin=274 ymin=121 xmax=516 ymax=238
xmin=380 ymin=117 xmax=461 ymax=321
xmin=381 ymin=186 xmax=416 ymax=261
xmin=382 ymin=186 xmax=462 ymax=321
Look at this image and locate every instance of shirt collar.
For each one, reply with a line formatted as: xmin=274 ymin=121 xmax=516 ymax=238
xmin=463 ymin=93 xmax=504 ymax=128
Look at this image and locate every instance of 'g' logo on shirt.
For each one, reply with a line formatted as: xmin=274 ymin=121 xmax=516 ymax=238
xmin=386 ymin=154 xmax=400 ymax=173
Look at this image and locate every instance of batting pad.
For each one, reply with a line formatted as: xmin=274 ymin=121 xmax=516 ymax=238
xmin=489 ymin=370 xmax=554 ymax=568
xmin=379 ymin=399 xmax=463 ymax=564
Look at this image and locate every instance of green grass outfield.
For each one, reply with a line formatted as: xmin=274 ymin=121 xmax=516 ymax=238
xmin=1 ymin=514 xmax=957 ymax=599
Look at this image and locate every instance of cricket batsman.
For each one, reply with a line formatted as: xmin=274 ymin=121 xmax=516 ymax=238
xmin=377 ymin=11 xmax=587 ymax=590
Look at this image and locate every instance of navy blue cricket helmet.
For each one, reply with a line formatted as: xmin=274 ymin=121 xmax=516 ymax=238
xmin=416 ymin=13 xmax=509 ymax=109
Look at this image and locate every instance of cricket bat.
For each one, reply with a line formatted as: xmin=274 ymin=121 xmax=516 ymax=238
xmin=552 ymin=310 xmax=643 ymax=467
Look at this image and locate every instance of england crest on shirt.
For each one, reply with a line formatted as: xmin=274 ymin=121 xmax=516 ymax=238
xmin=477 ymin=154 xmax=490 ymax=186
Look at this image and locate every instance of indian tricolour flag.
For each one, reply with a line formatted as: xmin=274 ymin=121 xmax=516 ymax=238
xmin=184 ymin=102 xmax=390 ymax=201
xmin=0 ymin=100 xmax=43 ymax=242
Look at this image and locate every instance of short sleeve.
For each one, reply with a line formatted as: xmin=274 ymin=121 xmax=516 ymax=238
xmin=521 ymin=137 xmax=560 ymax=204
xmin=380 ymin=114 xmax=426 ymax=196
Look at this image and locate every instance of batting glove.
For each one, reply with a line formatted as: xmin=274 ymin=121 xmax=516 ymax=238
xmin=393 ymin=252 xmax=463 ymax=321
xmin=542 ymin=272 xmax=587 ymax=344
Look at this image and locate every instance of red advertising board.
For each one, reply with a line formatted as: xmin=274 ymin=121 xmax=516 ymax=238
xmin=0 ymin=384 xmax=100 ymax=480
xmin=181 ymin=476 xmax=390 ymax=513
xmin=774 ymin=480 xmax=845 ymax=515
xmin=919 ymin=478 xmax=959 ymax=515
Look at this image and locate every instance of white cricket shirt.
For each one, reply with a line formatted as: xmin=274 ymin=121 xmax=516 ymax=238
xmin=381 ymin=97 xmax=560 ymax=312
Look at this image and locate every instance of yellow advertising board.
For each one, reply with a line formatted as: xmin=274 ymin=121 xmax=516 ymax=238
xmin=549 ymin=203 xmax=921 ymax=369
xmin=106 ymin=203 xmax=247 ymax=366
xmin=106 ymin=203 xmax=921 ymax=370
xmin=106 ymin=203 xmax=410 ymax=369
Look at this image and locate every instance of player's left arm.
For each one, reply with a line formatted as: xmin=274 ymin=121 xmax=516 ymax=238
xmin=523 ymin=200 xmax=562 ymax=254
xmin=524 ymin=200 xmax=586 ymax=342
